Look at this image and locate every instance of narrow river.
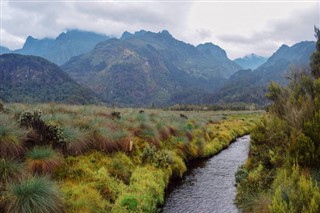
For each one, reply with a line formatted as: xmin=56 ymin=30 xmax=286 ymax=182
xmin=161 ymin=135 xmax=250 ymax=213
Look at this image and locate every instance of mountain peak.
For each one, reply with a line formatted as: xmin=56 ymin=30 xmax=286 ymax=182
xmin=234 ymin=53 xmax=268 ymax=70
xmin=160 ymin=30 xmax=172 ymax=37
xmin=196 ymin=42 xmax=227 ymax=58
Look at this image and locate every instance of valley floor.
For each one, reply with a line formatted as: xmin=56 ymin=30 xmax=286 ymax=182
xmin=0 ymin=103 xmax=261 ymax=212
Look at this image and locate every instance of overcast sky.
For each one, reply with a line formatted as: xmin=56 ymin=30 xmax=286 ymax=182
xmin=1 ymin=0 xmax=319 ymax=59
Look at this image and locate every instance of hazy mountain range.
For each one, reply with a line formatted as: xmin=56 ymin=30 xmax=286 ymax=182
xmin=234 ymin=54 xmax=268 ymax=70
xmin=0 ymin=29 xmax=316 ymax=106
xmin=1 ymin=30 xmax=110 ymax=65
xmin=62 ymin=30 xmax=241 ymax=106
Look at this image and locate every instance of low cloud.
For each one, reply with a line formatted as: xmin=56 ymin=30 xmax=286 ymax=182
xmin=217 ymin=4 xmax=319 ymax=58
xmin=2 ymin=1 xmax=192 ymax=49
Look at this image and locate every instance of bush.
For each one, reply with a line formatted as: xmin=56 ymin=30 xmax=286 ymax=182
xmin=109 ymin=153 xmax=133 ymax=184
xmin=270 ymin=166 xmax=320 ymax=213
xmin=289 ymin=132 xmax=315 ymax=167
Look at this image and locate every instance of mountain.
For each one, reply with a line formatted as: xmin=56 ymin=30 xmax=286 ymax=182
xmin=14 ymin=30 xmax=110 ymax=65
xmin=0 ymin=46 xmax=11 ymax=54
xmin=0 ymin=54 xmax=100 ymax=104
xmin=234 ymin=54 xmax=268 ymax=70
xmin=208 ymin=41 xmax=316 ymax=105
xmin=62 ymin=30 xmax=241 ymax=106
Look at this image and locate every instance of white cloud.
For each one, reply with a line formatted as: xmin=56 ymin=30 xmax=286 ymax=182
xmin=1 ymin=0 xmax=319 ymax=59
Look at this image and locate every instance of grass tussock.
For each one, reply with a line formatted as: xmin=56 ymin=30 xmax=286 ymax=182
xmin=26 ymin=147 xmax=63 ymax=176
xmin=0 ymin=114 xmax=27 ymax=159
xmin=4 ymin=176 xmax=64 ymax=213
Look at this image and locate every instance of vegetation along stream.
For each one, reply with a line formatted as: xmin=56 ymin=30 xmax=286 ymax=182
xmin=162 ymin=135 xmax=250 ymax=213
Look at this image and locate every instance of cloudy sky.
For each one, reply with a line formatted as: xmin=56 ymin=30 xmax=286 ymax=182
xmin=1 ymin=0 xmax=319 ymax=59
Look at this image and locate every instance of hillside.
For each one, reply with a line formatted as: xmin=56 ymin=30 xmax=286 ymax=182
xmin=13 ymin=30 xmax=110 ymax=65
xmin=62 ymin=30 xmax=241 ymax=106
xmin=0 ymin=54 xmax=100 ymax=104
xmin=234 ymin=54 xmax=268 ymax=70
xmin=0 ymin=46 xmax=11 ymax=55
xmin=208 ymin=41 xmax=316 ymax=105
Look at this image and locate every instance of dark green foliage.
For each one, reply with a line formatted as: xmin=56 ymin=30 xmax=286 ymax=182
xmin=120 ymin=195 xmax=139 ymax=211
xmin=4 ymin=176 xmax=64 ymax=213
xmin=289 ymin=132 xmax=315 ymax=166
xmin=310 ymin=26 xmax=320 ymax=78
xmin=19 ymin=111 xmax=42 ymax=128
xmin=235 ymin=166 xmax=248 ymax=186
xmin=18 ymin=111 xmax=65 ymax=149
xmin=0 ymin=54 xmax=100 ymax=104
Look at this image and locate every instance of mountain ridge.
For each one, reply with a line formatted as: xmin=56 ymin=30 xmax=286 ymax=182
xmin=6 ymin=30 xmax=111 ymax=65
xmin=62 ymin=29 xmax=242 ymax=106
xmin=0 ymin=54 xmax=100 ymax=104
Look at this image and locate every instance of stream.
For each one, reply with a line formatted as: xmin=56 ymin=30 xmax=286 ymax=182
xmin=161 ymin=135 xmax=250 ymax=213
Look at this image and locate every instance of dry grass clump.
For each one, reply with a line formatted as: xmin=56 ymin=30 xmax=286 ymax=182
xmin=26 ymin=147 xmax=63 ymax=176
xmin=0 ymin=114 xmax=27 ymax=159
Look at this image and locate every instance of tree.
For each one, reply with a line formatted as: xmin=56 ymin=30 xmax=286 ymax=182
xmin=310 ymin=26 xmax=320 ymax=78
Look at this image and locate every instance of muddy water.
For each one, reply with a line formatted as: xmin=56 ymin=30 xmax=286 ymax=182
xmin=162 ymin=135 xmax=250 ymax=213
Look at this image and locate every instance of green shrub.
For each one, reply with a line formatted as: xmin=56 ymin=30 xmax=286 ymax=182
xmin=109 ymin=153 xmax=133 ymax=184
xmin=120 ymin=195 xmax=139 ymax=211
xmin=270 ymin=166 xmax=320 ymax=213
xmin=289 ymin=132 xmax=315 ymax=167
xmin=114 ymin=166 xmax=166 ymax=212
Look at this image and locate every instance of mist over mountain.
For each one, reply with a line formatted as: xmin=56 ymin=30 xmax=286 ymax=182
xmin=62 ymin=30 xmax=241 ymax=106
xmin=11 ymin=30 xmax=110 ymax=65
xmin=0 ymin=54 xmax=100 ymax=104
xmin=234 ymin=54 xmax=268 ymax=70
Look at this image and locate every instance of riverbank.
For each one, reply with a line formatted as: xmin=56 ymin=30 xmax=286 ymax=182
xmin=0 ymin=103 xmax=261 ymax=212
xmin=162 ymin=135 xmax=250 ymax=212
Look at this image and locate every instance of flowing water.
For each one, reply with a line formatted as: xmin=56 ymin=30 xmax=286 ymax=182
xmin=161 ymin=135 xmax=250 ymax=213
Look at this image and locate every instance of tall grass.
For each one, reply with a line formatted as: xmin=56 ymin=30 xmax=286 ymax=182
xmin=0 ymin=159 xmax=24 ymax=185
xmin=0 ymin=114 xmax=27 ymax=159
xmin=26 ymin=147 xmax=63 ymax=176
xmin=62 ymin=126 xmax=91 ymax=155
xmin=4 ymin=176 xmax=63 ymax=213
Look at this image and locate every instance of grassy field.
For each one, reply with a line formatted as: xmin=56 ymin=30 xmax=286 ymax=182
xmin=0 ymin=103 xmax=262 ymax=212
